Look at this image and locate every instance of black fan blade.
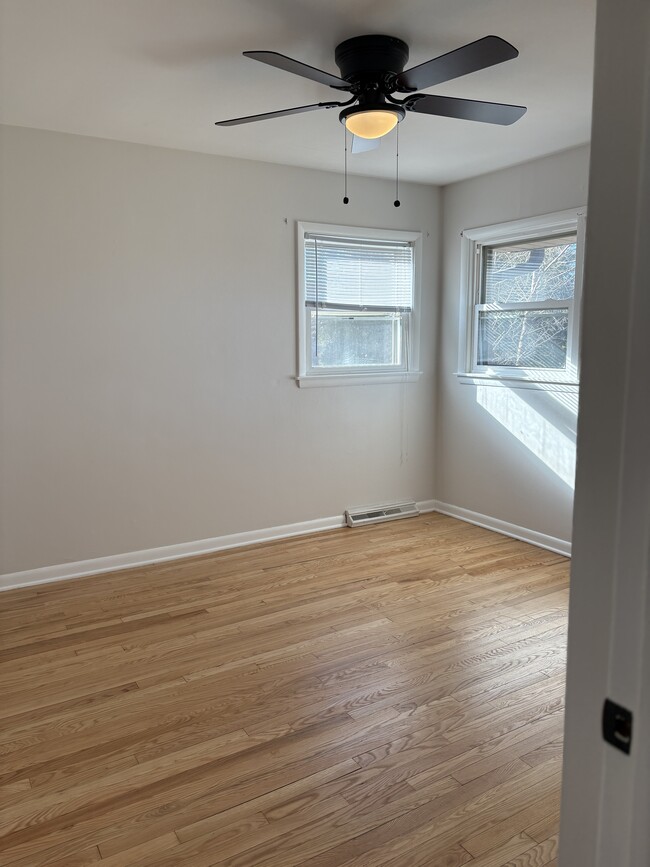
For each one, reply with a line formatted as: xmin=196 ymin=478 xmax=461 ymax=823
xmin=243 ymin=51 xmax=349 ymax=89
xmin=407 ymin=94 xmax=526 ymax=125
xmin=395 ymin=35 xmax=518 ymax=92
xmin=216 ymin=101 xmax=339 ymax=127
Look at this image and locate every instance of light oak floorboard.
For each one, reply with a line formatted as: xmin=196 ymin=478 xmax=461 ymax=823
xmin=0 ymin=514 xmax=568 ymax=865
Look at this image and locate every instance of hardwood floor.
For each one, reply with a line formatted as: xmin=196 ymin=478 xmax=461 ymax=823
xmin=0 ymin=514 xmax=568 ymax=866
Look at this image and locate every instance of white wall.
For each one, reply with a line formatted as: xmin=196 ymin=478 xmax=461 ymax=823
xmin=436 ymin=146 xmax=590 ymax=545
xmin=0 ymin=125 xmax=440 ymax=575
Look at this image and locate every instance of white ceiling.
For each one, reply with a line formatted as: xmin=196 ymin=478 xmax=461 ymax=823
xmin=0 ymin=0 xmax=596 ymax=184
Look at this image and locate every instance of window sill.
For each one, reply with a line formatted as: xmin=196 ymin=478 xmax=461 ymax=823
xmin=456 ymin=372 xmax=579 ymax=392
xmin=297 ymin=371 xmax=423 ymax=388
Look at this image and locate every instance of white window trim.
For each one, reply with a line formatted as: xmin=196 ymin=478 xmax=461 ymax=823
xmin=296 ymin=221 xmax=423 ymax=387
xmin=457 ymin=208 xmax=587 ymax=388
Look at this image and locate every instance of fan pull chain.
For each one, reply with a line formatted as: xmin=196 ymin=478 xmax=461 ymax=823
xmin=343 ymin=125 xmax=349 ymax=204
xmin=394 ymin=124 xmax=401 ymax=208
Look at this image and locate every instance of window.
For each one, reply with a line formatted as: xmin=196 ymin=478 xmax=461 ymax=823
xmin=460 ymin=209 xmax=586 ymax=385
xmin=297 ymin=222 xmax=422 ymax=386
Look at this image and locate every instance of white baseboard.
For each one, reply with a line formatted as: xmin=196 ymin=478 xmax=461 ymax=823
xmin=0 ymin=499 xmax=438 ymax=593
xmin=0 ymin=515 xmax=346 ymax=592
xmin=433 ymin=500 xmax=572 ymax=558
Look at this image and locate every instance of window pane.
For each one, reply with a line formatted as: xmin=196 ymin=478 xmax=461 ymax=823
xmin=310 ymin=311 xmax=402 ymax=368
xmin=477 ymin=309 xmax=569 ymax=369
xmin=483 ymin=235 xmax=577 ymax=303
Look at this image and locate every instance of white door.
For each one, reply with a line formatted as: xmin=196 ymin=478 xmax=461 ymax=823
xmin=559 ymin=0 xmax=650 ymax=862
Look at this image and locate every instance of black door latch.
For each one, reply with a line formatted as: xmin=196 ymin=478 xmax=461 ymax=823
xmin=602 ymin=699 xmax=633 ymax=754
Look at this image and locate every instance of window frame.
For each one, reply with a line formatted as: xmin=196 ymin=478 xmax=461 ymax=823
xmin=459 ymin=208 xmax=586 ymax=388
xmin=297 ymin=221 xmax=423 ymax=387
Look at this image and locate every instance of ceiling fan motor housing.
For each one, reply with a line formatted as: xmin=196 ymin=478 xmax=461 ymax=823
xmin=334 ymin=35 xmax=410 ymax=85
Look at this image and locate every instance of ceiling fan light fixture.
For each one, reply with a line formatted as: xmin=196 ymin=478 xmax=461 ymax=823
xmin=345 ymin=109 xmax=399 ymax=139
xmin=340 ymin=104 xmax=406 ymax=139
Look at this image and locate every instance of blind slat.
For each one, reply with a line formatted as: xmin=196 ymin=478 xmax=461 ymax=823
xmin=305 ymin=234 xmax=414 ymax=313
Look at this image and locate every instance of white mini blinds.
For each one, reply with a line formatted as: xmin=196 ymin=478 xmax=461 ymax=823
xmin=304 ymin=234 xmax=414 ymax=313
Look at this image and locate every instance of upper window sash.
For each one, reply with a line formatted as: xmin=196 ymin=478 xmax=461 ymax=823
xmin=303 ymin=233 xmax=414 ymax=314
xmin=479 ymin=233 xmax=578 ymax=306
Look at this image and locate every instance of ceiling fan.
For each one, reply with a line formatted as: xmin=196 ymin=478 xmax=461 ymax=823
xmin=215 ymin=34 xmax=526 ymax=143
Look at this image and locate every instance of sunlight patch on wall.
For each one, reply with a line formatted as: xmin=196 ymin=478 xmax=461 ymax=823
xmin=476 ymin=384 xmax=576 ymax=488
xmin=547 ymin=387 xmax=579 ymax=415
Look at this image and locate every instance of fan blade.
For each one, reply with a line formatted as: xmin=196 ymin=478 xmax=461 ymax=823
xmin=243 ymin=51 xmax=349 ymax=89
xmin=395 ymin=35 xmax=518 ymax=92
xmin=351 ymin=135 xmax=380 ymax=154
xmin=216 ymin=102 xmax=339 ymax=127
xmin=407 ymin=94 xmax=526 ymax=125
